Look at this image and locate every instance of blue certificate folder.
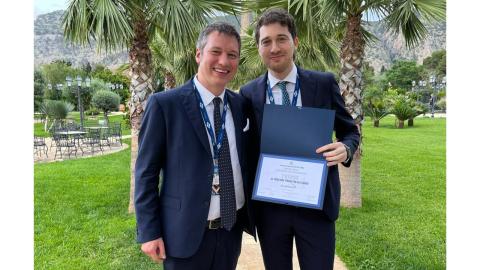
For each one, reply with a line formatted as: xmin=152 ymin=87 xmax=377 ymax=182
xmin=252 ymin=104 xmax=335 ymax=209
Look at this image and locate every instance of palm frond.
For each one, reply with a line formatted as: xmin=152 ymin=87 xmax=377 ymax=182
xmin=384 ymin=0 xmax=445 ymax=48
xmin=63 ymin=0 xmax=133 ymax=52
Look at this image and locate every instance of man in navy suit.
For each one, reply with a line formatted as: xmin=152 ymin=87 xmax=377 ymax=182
xmin=135 ymin=22 xmax=255 ymax=270
xmin=240 ymin=8 xmax=360 ymax=270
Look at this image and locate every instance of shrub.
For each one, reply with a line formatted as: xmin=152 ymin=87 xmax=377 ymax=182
xmin=39 ymin=100 xmax=74 ymax=131
xmin=385 ymin=89 xmax=416 ymax=128
xmin=92 ymin=91 xmax=121 ymax=124
xmin=363 ymin=85 xmax=389 ymax=127
xmin=436 ymin=97 xmax=446 ymax=112
xmin=62 ymin=85 xmax=94 ymax=111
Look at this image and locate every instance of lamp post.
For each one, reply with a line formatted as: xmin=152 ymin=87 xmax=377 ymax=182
xmin=429 ymin=75 xmax=437 ymax=118
xmin=47 ymin=83 xmax=63 ymax=100
xmin=412 ymin=81 xmax=418 ymax=101
xmin=66 ymin=75 xmax=90 ymax=127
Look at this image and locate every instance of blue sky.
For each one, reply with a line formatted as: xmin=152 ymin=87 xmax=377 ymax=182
xmin=34 ymin=0 xmax=67 ymax=17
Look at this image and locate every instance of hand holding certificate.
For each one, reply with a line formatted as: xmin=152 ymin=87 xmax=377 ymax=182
xmin=252 ymin=104 xmax=335 ymax=209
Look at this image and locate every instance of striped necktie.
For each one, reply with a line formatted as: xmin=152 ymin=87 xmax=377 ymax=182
xmin=277 ymin=81 xmax=290 ymax=106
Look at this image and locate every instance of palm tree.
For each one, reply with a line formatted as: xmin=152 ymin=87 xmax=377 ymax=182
xmin=363 ymin=85 xmax=389 ymax=127
xmin=150 ymin=32 xmax=198 ymax=90
xmin=63 ymin=0 xmax=241 ymax=213
xmin=245 ymin=0 xmax=445 ymax=207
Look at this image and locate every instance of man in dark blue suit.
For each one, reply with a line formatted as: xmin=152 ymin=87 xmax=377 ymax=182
xmin=240 ymin=8 xmax=360 ymax=270
xmin=135 ymin=22 xmax=255 ymax=270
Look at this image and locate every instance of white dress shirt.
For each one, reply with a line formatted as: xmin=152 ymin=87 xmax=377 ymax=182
xmin=266 ymin=65 xmax=303 ymax=107
xmin=193 ymin=76 xmax=245 ymax=221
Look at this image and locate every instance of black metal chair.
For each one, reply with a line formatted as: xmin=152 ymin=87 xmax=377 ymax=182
xmin=110 ymin=123 xmax=122 ymax=145
xmin=100 ymin=126 xmax=112 ymax=149
xmin=34 ymin=136 xmax=48 ymax=157
xmin=83 ymin=128 xmax=103 ymax=155
xmin=53 ymin=133 xmax=77 ymax=159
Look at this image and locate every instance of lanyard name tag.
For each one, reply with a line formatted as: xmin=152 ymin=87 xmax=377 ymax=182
xmin=192 ymin=82 xmax=228 ymax=187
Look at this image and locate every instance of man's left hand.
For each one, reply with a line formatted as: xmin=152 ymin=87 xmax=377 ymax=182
xmin=316 ymin=142 xmax=347 ymax=166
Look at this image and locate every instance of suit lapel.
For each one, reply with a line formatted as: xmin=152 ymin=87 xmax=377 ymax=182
xmin=298 ymin=67 xmax=317 ymax=108
xmin=226 ymin=90 xmax=244 ymax=167
xmin=181 ymin=81 xmax=212 ymax=157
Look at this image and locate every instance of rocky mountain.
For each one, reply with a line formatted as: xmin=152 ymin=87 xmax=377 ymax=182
xmin=34 ymin=10 xmax=128 ymax=68
xmin=34 ymin=10 xmax=446 ymax=73
xmin=364 ymin=20 xmax=446 ymax=73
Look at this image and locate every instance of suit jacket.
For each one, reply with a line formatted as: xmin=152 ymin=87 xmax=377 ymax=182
xmin=239 ymin=67 xmax=360 ymax=222
xmin=135 ymin=80 xmax=256 ymax=258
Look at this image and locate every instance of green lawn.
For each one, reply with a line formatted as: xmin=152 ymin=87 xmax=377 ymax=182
xmin=34 ymin=112 xmax=131 ymax=137
xmin=336 ymin=115 xmax=446 ymax=269
xmin=34 ymin=140 xmax=159 ymax=270
xmin=34 ymin=115 xmax=445 ymax=269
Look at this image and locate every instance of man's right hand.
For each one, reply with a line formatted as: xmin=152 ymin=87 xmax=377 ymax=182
xmin=141 ymin=238 xmax=166 ymax=263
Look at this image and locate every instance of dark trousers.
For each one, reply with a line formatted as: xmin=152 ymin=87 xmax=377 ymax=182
xmin=163 ymin=216 xmax=244 ymax=270
xmin=257 ymin=202 xmax=335 ymax=270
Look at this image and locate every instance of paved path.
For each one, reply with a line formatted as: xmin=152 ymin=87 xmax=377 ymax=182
xmin=237 ymin=233 xmax=348 ymax=270
xmin=34 ymin=136 xmax=130 ymax=163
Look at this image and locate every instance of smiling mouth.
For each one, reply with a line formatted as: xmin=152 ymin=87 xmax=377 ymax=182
xmin=213 ymin=67 xmax=230 ymax=74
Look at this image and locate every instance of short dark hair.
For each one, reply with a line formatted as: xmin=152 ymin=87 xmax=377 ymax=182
xmin=196 ymin=22 xmax=241 ymax=52
xmin=255 ymin=8 xmax=297 ymax=45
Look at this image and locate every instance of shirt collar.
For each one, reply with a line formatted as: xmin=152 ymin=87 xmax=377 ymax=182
xmin=194 ymin=75 xmax=226 ymax=105
xmin=268 ymin=64 xmax=297 ymax=87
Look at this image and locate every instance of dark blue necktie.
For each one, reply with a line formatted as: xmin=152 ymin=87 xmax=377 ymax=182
xmin=213 ymin=97 xmax=236 ymax=230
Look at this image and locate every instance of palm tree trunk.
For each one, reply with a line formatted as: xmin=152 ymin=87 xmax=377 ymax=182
xmin=398 ymin=120 xmax=404 ymax=128
xmin=374 ymin=119 xmax=379 ymax=127
xmin=240 ymin=11 xmax=251 ymax=36
xmin=128 ymin=17 xmax=154 ymax=214
xmin=163 ymin=71 xmax=176 ymax=90
xmin=338 ymin=14 xmax=365 ymax=208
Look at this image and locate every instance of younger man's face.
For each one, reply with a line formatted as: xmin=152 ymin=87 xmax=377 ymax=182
xmin=257 ymin=22 xmax=298 ymax=76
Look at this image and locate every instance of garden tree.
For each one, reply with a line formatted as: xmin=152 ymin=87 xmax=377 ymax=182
xmin=39 ymin=100 xmax=74 ymax=131
xmin=245 ymin=0 xmax=446 ymax=207
xmin=362 ymin=85 xmax=389 ymax=127
xmin=34 ymin=70 xmax=46 ymax=111
xmin=92 ymin=90 xmax=121 ymax=124
xmin=91 ymin=65 xmax=130 ymax=104
xmin=62 ymin=83 xmax=94 ymax=111
xmin=92 ymin=65 xmax=129 ymax=88
xmin=423 ymin=49 xmax=446 ymax=77
xmin=41 ymin=61 xmax=85 ymax=86
xmin=63 ymin=0 xmax=243 ymax=213
xmin=385 ymin=60 xmax=423 ymax=92
xmin=43 ymin=84 xmax=63 ymax=101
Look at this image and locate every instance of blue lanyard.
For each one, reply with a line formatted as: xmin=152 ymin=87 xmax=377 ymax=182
xmin=266 ymin=74 xmax=301 ymax=106
xmin=192 ymin=82 xmax=228 ymax=162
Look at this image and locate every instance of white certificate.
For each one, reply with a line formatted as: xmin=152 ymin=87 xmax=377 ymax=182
xmin=253 ymin=154 xmax=328 ymax=209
